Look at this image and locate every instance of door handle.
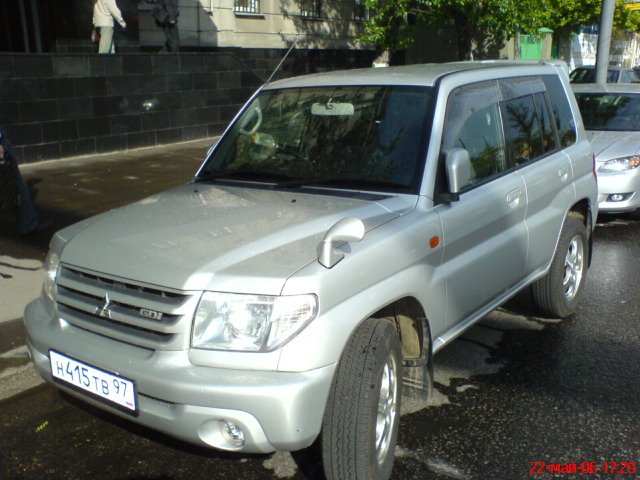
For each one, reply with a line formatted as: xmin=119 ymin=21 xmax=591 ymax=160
xmin=506 ymin=188 xmax=522 ymax=205
xmin=558 ymin=166 xmax=569 ymax=181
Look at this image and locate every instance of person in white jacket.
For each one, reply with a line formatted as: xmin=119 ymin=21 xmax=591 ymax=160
xmin=93 ymin=0 xmax=127 ymax=54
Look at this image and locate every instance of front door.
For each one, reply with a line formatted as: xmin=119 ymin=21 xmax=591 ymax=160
xmin=435 ymin=79 xmax=528 ymax=326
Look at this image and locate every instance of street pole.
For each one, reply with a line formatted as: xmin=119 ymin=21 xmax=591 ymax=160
xmin=595 ymin=0 xmax=616 ymax=84
xmin=30 ymin=0 xmax=42 ymax=53
xmin=18 ymin=0 xmax=30 ymax=53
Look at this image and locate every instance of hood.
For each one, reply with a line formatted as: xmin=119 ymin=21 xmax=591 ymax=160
xmin=57 ymin=184 xmax=415 ymax=294
xmin=587 ymin=130 xmax=640 ymax=164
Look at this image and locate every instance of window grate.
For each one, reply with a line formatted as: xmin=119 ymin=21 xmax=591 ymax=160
xmin=353 ymin=0 xmax=369 ymax=22
xmin=235 ymin=0 xmax=259 ymax=14
xmin=300 ymin=0 xmax=322 ymax=18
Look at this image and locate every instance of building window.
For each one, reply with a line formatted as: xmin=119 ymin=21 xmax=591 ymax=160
xmin=300 ymin=0 xmax=322 ymax=18
xmin=235 ymin=0 xmax=260 ymax=14
xmin=353 ymin=0 xmax=369 ymax=22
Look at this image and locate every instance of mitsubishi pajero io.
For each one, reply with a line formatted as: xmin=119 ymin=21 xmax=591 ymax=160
xmin=25 ymin=61 xmax=598 ymax=480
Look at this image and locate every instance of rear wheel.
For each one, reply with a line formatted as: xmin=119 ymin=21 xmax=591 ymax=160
xmin=321 ymin=318 xmax=402 ymax=480
xmin=531 ymin=214 xmax=588 ymax=317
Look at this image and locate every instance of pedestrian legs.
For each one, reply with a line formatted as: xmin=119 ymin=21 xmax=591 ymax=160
xmin=98 ymin=26 xmax=115 ymax=54
xmin=11 ymin=163 xmax=39 ymax=234
xmin=161 ymin=23 xmax=179 ymax=52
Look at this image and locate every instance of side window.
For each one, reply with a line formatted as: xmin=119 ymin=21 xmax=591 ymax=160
xmin=441 ymin=81 xmax=506 ymax=188
xmin=542 ymin=75 xmax=577 ymax=147
xmin=534 ymin=92 xmax=556 ymax=154
xmin=500 ymin=77 xmax=551 ymax=165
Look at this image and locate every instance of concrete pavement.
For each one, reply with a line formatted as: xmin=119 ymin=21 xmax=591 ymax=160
xmin=0 ymin=138 xmax=215 ymax=399
xmin=0 ymin=137 xmax=214 ymax=325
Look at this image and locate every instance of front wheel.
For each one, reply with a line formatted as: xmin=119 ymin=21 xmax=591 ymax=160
xmin=531 ymin=214 xmax=589 ymax=318
xmin=321 ymin=318 xmax=402 ymax=480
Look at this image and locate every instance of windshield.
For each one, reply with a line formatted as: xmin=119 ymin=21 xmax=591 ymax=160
xmin=570 ymin=68 xmax=618 ymax=84
xmin=197 ymin=85 xmax=433 ymax=193
xmin=575 ymin=92 xmax=640 ymax=131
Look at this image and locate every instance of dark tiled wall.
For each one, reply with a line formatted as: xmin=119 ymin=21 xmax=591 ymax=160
xmin=0 ymin=49 xmax=375 ymax=164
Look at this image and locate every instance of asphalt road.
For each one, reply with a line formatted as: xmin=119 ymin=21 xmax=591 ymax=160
xmin=0 ymin=145 xmax=638 ymax=479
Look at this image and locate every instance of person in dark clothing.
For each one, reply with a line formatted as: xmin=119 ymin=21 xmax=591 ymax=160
xmin=0 ymin=129 xmax=50 ymax=235
xmin=152 ymin=0 xmax=180 ymax=53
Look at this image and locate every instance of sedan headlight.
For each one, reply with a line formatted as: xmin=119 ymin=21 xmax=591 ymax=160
xmin=192 ymin=292 xmax=318 ymax=352
xmin=598 ymin=155 xmax=640 ymax=172
xmin=43 ymin=251 xmax=60 ymax=302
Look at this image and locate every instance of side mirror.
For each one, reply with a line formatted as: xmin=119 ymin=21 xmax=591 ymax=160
xmin=317 ymin=216 xmax=365 ymax=268
xmin=444 ymin=148 xmax=472 ymax=202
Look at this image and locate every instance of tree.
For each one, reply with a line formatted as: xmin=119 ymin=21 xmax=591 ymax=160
xmin=361 ymin=0 xmax=547 ymax=60
xmin=541 ymin=0 xmax=640 ymax=38
xmin=361 ymin=0 xmax=640 ymax=60
xmin=613 ymin=0 xmax=640 ymax=32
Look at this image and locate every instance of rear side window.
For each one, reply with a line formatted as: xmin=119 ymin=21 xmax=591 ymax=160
xmin=500 ymin=77 xmax=560 ymax=165
xmin=500 ymin=78 xmax=545 ymax=164
xmin=534 ymin=91 xmax=555 ymax=154
xmin=542 ymin=75 xmax=577 ymax=147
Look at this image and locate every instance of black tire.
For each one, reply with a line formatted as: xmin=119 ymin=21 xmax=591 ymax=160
xmin=531 ymin=214 xmax=589 ymax=318
xmin=321 ymin=318 xmax=402 ymax=480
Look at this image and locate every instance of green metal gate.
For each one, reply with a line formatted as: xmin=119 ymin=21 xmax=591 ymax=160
xmin=520 ymin=34 xmax=543 ymax=59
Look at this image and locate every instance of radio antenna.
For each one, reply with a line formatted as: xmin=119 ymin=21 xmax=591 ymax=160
xmin=264 ymin=39 xmax=298 ymax=87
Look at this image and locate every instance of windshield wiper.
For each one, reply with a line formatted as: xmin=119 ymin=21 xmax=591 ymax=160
xmin=194 ymin=169 xmax=297 ymax=184
xmin=275 ymin=176 xmax=408 ymax=191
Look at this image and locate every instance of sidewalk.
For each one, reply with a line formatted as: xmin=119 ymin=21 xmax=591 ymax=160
xmin=0 ymin=138 xmax=215 ymax=326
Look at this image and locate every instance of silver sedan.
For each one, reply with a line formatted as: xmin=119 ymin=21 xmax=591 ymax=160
xmin=573 ymin=83 xmax=640 ymax=213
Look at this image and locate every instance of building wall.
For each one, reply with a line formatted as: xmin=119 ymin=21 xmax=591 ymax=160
xmin=0 ymin=48 xmax=375 ymax=164
xmin=138 ymin=0 xmax=369 ymax=50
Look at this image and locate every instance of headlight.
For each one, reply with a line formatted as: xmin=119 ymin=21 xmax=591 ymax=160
xmin=598 ymin=156 xmax=640 ymax=172
xmin=192 ymin=292 xmax=318 ymax=352
xmin=43 ymin=251 xmax=60 ymax=302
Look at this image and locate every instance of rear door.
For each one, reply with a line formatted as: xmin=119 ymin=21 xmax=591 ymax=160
xmin=502 ymin=76 xmax=577 ymax=275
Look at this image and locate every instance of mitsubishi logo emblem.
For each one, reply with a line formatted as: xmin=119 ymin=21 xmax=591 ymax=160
xmin=95 ymin=293 xmax=113 ymax=319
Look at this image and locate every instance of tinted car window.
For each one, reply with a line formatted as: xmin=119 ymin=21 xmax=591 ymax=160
xmin=534 ymin=91 xmax=556 ymax=153
xmin=574 ymin=93 xmax=640 ymax=131
xmin=569 ymin=68 xmax=595 ymax=83
xmin=570 ymin=67 xmax=618 ymax=83
xmin=441 ymin=80 xmax=506 ymax=187
xmin=610 ymin=70 xmax=620 ymax=83
xmin=201 ymin=86 xmax=433 ymax=193
xmin=500 ymin=77 xmax=547 ymax=164
xmin=542 ymin=75 xmax=577 ymax=147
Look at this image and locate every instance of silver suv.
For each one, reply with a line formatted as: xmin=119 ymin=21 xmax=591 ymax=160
xmin=25 ymin=61 xmax=597 ymax=480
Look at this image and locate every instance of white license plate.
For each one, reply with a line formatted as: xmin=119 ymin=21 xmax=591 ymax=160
xmin=50 ymin=350 xmax=137 ymax=413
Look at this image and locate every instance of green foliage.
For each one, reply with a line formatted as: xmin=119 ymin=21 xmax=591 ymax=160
xmin=539 ymin=0 xmax=601 ymax=37
xmin=615 ymin=0 xmax=640 ymax=32
xmin=361 ymin=0 xmax=640 ymax=59
xmin=361 ymin=0 xmax=547 ymax=57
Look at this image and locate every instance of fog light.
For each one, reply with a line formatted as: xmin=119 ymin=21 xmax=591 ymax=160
xmin=220 ymin=420 xmax=245 ymax=447
xmin=608 ymin=193 xmax=632 ymax=202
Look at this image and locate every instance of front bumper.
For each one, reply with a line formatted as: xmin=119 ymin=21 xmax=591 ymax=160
xmin=24 ymin=298 xmax=335 ymax=453
xmin=597 ymin=169 xmax=640 ymax=212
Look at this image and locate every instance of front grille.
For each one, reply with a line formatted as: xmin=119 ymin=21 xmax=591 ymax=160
xmin=54 ymin=265 xmax=200 ymax=350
